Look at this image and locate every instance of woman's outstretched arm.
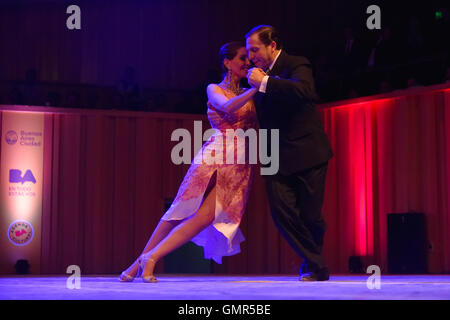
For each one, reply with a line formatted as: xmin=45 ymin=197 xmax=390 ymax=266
xmin=207 ymin=84 xmax=257 ymax=113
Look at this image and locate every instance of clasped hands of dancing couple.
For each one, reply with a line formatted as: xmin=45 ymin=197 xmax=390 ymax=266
xmin=120 ymin=25 xmax=333 ymax=283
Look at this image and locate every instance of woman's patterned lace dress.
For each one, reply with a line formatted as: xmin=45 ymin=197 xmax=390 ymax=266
xmin=161 ymin=86 xmax=258 ymax=263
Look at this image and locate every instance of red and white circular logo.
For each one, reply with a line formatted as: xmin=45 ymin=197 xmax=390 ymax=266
xmin=7 ymin=220 xmax=34 ymax=246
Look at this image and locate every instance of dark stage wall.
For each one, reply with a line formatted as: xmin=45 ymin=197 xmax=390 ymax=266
xmin=1 ymin=83 xmax=449 ymax=275
xmin=0 ymin=0 xmax=417 ymax=90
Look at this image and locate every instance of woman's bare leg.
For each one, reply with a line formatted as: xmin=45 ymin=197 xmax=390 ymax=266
xmin=121 ymin=219 xmax=182 ymax=277
xmin=140 ymin=184 xmax=217 ymax=279
xmin=123 ymin=170 xmax=217 ymax=277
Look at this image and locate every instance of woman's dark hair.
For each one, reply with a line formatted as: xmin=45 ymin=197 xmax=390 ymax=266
xmin=245 ymin=25 xmax=282 ymax=50
xmin=218 ymin=41 xmax=245 ymax=74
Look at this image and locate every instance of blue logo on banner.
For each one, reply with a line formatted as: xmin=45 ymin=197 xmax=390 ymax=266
xmin=5 ymin=130 xmax=18 ymax=145
xmin=9 ymin=169 xmax=36 ymax=184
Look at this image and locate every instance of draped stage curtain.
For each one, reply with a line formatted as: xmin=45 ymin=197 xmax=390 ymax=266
xmin=320 ymin=84 xmax=450 ymax=274
xmin=1 ymin=83 xmax=449 ymax=275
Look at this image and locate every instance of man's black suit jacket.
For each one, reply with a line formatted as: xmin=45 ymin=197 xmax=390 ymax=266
xmin=254 ymin=51 xmax=333 ymax=175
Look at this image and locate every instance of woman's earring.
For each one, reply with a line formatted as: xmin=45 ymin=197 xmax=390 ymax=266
xmin=227 ymin=68 xmax=232 ymax=82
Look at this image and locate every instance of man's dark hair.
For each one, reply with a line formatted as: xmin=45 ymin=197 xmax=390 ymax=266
xmin=245 ymin=25 xmax=282 ymax=50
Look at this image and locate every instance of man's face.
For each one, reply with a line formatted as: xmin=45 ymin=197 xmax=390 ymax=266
xmin=246 ymin=34 xmax=274 ymax=70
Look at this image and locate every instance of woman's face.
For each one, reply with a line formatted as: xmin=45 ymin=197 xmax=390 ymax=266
xmin=225 ymin=47 xmax=251 ymax=80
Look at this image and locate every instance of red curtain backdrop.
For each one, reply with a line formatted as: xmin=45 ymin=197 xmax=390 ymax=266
xmin=1 ymin=83 xmax=449 ymax=275
xmin=320 ymin=84 xmax=450 ymax=274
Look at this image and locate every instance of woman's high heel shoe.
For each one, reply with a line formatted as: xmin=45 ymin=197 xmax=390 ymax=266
xmin=119 ymin=271 xmax=134 ymax=282
xmin=138 ymin=255 xmax=158 ymax=283
xmin=119 ymin=263 xmax=143 ymax=282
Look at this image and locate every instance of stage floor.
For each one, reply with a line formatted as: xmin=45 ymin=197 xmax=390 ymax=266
xmin=0 ymin=274 xmax=449 ymax=300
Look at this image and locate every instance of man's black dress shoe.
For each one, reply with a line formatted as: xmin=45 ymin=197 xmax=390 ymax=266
xmin=299 ymin=267 xmax=330 ymax=281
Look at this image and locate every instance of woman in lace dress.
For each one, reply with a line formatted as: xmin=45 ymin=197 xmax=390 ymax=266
xmin=119 ymin=42 xmax=260 ymax=282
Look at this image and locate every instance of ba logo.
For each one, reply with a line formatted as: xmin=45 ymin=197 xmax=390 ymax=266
xmin=9 ymin=169 xmax=37 ymax=184
xmin=8 ymin=220 xmax=34 ymax=246
xmin=5 ymin=130 xmax=18 ymax=145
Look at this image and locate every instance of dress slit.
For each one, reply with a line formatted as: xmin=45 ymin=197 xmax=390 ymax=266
xmin=202 ymin=169 xmax=218 ymax=204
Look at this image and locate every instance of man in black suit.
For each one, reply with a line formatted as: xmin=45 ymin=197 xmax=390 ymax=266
xmin=245 ymin=25 xmax=333 ymax=281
